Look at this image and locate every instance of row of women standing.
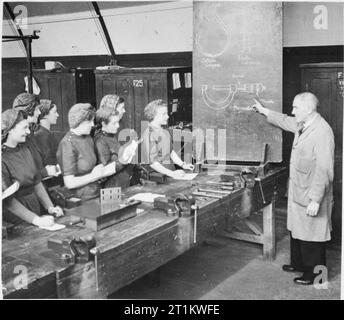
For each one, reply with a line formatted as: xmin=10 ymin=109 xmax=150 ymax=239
xmin=2 ymin=93 xmax=194 ymax=228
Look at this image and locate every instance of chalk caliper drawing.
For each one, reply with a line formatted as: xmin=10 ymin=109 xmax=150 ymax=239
xmin=201 ymin=82 xmax=274 ymax=111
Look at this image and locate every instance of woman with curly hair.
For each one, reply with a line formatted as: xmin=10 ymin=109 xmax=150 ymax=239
xmin=2 ymin=108 xmax=63 ymax=227
xmin=56 ymin=103 xmax=116 ymax=200
xmin=33 ymin=99 xmax=60 ymax=175
xmin=141 ymin=99 xmax=194 ymax=179
xmin=94 ymin=106 xmax=135 ymax=188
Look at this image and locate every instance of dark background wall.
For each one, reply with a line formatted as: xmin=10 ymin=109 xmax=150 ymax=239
xmin=282 ymin=45 xmax=343 ymax=162
xmin=1 ymin=51 xmax=192 ymax=110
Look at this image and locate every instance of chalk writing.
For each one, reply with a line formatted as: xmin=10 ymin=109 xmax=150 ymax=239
xmin=201 ymin=81 xmax=274 ymax=110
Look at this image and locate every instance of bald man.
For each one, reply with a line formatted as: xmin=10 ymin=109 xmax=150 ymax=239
xmin=252 ymin=92 xmax=334 ymax=285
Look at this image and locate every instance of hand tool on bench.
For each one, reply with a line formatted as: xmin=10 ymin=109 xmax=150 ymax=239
xmin=220 ymin=186 xmax=234 ymax=191
xmin=196 ymin=188 xmax=232 ymax=195
xmin=208 ymin=181 xmax=235 ymax=187
xmin=192 ymin=191 xmax=223 ymax=199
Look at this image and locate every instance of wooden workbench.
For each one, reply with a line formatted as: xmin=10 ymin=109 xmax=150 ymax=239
xmin=2 ymin=167 xmax=288 ymax=299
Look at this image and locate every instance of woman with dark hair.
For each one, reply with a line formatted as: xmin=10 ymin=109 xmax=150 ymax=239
xmin=56 ymin=103 xmax=117 ymax=200
xmin=33 ymin=99 xmax=60 ymax=177
xmin=12 ymin=92 xmax=41 ymax=126
xmin=12 ymin=92 xmax=57 ymax=178
xmin=94 ymin=106 xmax=135 ymax=188
xmin=2 ymin=109 xmax=63 ymax=227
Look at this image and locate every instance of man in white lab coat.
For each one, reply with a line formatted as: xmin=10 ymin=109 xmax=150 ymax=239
xmin=252 ymin=92 xmax=334 ymax=285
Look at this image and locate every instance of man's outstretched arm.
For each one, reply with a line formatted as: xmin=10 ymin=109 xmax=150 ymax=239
xmin=251 ymin=99 xmax=298 ymax=133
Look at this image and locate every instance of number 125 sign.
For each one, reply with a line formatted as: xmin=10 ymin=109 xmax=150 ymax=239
xmin=133 ymin=80 xmax=144 ymax=87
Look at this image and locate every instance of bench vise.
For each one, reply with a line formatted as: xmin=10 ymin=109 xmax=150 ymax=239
xmin=154 ymin=194 xmax=196 ymax=217
xmin=221 ymin=169 xmax=257 ymax=189
xmin=47 ymin=234 xmax=96 ymax=264
xmin=49 ymin=186 xmax=82 ymax=209
xmin=142 ymin=171 xmax=167 ymax=184
xmin=138 ymin=165 xmax=167 ymax=184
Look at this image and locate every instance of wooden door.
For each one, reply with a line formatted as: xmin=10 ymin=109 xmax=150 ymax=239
xmin=132 ymin=73 xmax=167 ymax=136
xmin=301 ymin=64 xmax=343 ymax=242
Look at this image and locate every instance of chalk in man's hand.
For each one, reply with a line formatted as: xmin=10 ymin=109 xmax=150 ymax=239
xmin=250 ymin=98 xmax=261 ymax=112
xmin=248 ymin=104 xmax=258 ymax=112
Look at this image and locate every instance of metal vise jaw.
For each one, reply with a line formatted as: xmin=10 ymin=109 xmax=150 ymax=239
xmin=47 ymin=234 xmax=96 ymax=264
xmin=49 ymin=186 xmax=82 ymax=209
xmin=140 ymin=166 xmax=167 ymax=184
xmin=154 ymin=194 xmax=196 ymax=217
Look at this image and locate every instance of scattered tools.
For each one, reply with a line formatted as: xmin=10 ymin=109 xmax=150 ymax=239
xmin=221 ymin=172 xmax=246 ymax=189
xmin=220 ymin=186 xmax=234 ymax=191
xmin=220 ymin=172 xmax=239 ymax=182
xmin=208 ymin=181 xmax=234 ymax=187
xmin=206 ymin=181 xmax=234 ymax=191
xmin=66 ymin=217 xmax=85 ymax=227
xmin=47 ymin=234 xmax=96 ymax=264
xmin=192 ymin=191 xmax=223 ymax=199
xmin=196 ymin=188 xmax=231 ymax=195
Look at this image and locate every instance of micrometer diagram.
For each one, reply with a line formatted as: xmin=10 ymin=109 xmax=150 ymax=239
xmin=201 ymin=83 xmax=274 ymax=111
xmin=196 ymin=4 xmax=230 ymax=58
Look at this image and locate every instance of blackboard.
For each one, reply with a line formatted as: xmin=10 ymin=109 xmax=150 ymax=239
xmin=193 ymin=1 xmax=282 ymax=162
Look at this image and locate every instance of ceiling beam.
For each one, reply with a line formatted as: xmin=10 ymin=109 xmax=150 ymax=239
xmin=91 ymin=2 xmax=117 ymax=64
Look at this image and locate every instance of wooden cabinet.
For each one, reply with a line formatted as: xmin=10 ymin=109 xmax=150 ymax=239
xmin=32 ymin=69 xmax=96 ymax=142
xmin=95 ymin=67 xmax=192 ymax=135
xmin=301 ymin=62 xmax=343 ymax=242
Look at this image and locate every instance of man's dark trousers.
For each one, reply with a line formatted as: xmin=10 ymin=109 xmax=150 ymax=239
xmin=290 ymin=232 xmax=327 ymax=280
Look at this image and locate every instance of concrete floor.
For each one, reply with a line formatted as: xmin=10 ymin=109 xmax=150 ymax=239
xmin=110 ymin=202 xmax=341 ymax=300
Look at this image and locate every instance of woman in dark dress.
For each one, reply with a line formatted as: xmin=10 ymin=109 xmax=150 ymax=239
xmin=56 ymin=103 xmax=117 ymax=200
xmin=12 ymin=92 xmax=57 ymax=178
xmin=33 ymin=99 xmax=60 ymax=171
xmin=94 ymin=107 xmax=134 ymax=188
xmin=2 ymin=109 xmax=63 ymax=227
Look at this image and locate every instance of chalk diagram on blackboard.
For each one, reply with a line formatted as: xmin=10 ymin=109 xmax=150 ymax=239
xmin=196 ymin=4 xmax=230 ymax=58
xmin=201 ymin=82 xmax=274 ymax=111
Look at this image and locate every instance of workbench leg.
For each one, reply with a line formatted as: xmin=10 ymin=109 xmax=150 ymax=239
xmin=262 ymin=200 xmax=276 ymax=261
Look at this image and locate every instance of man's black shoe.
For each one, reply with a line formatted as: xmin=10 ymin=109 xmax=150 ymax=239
xmin=282 ymin=264 xmax=303 ymax=273
xmin=293 ymin=276 xmax=314 ymax=285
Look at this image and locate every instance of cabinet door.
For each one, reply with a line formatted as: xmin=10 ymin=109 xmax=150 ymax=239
xmin=301 ymin=67 xmax=343 ymax=241
xmin=35 ymin=72 xmax=75 ymax=142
